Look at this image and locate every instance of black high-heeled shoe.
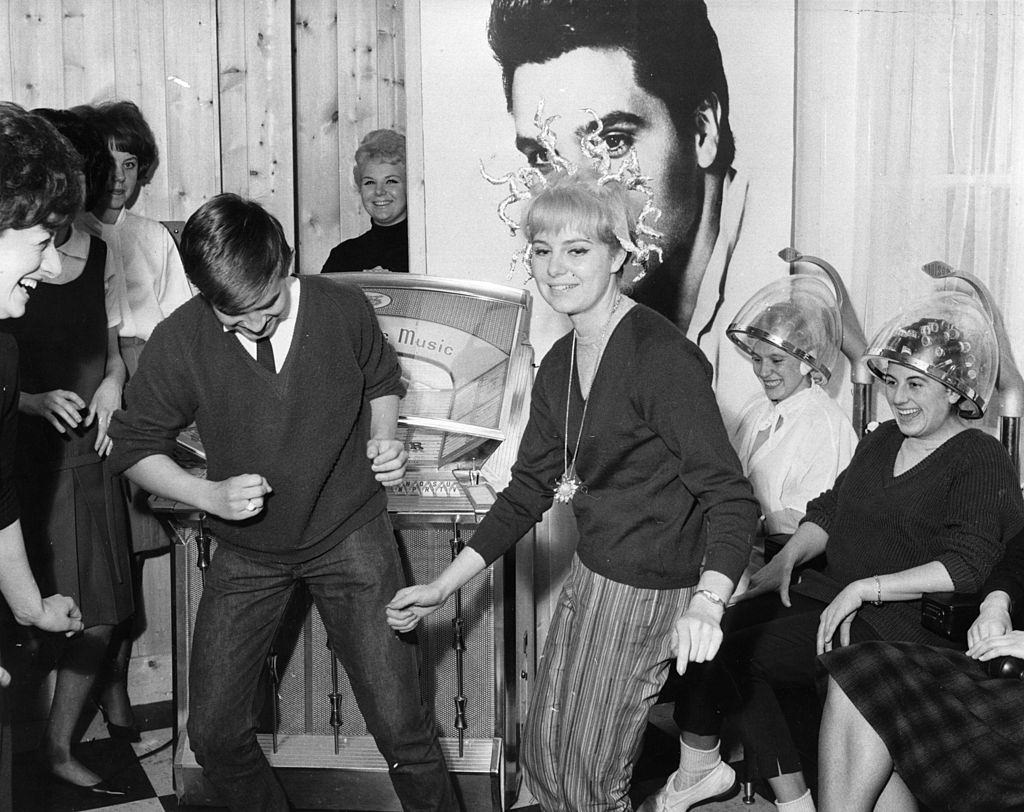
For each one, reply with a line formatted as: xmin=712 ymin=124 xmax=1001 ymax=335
xmin=105 ymin=719 xmax=142 ymax=742
xmin=95 ymin=701 xmax=141 ymax=742
xmin=50 ymin=773 xmax=128 ymax=796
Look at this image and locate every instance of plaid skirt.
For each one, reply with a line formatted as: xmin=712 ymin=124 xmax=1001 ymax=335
xmin=820 ymin=640 xmax=1024 ymax=811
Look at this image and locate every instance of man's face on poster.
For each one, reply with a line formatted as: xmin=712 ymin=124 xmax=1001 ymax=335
xmin=510 ymin=47 xmax=704 ymax=284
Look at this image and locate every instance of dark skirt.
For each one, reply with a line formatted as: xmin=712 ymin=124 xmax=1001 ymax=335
xmin=820 ymin=640 xmax=1024 ymax=811
xmin=20 ymin=457 xmax=134 ymax=628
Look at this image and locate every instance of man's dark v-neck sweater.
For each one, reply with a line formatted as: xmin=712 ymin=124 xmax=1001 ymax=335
xmin=109 ymin=276 xmax=404 ymax=563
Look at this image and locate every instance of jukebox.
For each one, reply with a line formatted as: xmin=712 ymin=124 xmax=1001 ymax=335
xmin=155 ymin=274 xmax=535 ymax=810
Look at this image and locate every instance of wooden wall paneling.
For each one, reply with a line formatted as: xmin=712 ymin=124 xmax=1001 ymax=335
xmin=253 ymin=0 xmax=296 ymax=238
xmin=403 ymin=0 xmax=426 ymax=275
xmin=216 ymin=0 xmax=254 ymax=200
xmin=375 ymin=0 xmax=405 ymax=131
xmin=0 ymin=1 xmax=14 ymax=100
xmin=216 ymin=0 xmax=296 ymax=244
xmin=124 ymin=0 xmax=173 ymax=221
xmin=61 ymin=0 xmax=117 ymax=105
xmin=110 ymin=0 xmax=144 ymax=105
xmin=160 ymin=0 xmax=220 ymax=222
xmin=294 ymin=0 xmax=343 ymax=274
xmin=9 ymin=0 xmax=66 ymax=109
xmin=336 ymin=2 xmax=380 ymax=248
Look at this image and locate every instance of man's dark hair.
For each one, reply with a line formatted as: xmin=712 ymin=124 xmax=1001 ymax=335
xmin=179 ymin=193 xmax=293 ymax=315
xmin=78 ymin=100 xmax=159 ymax=181
xmin=33 ymin=108 xmax=113 ymax=213
xmin=488 ymin=0 xmax=735 ymax=172
xmin=0 ymin=102 xmax=82 ymax=233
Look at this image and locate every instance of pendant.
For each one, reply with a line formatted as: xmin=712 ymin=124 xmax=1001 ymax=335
xmin=554 ymin=467 xmax=583 ymax=504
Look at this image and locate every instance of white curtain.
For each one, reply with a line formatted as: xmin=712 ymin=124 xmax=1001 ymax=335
xmin=794 ymin=0 xmax=1024 ymax=429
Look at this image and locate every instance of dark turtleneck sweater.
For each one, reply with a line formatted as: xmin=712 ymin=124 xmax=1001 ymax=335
xmin=320 ymin=219 xmax=409 ymax=274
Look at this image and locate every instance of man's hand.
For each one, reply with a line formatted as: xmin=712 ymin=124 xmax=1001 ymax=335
xmin=33 ymin=594 xmax=84 ymax=637
xmin=367 ymin=438 xmax=407 ymax=486
xmin=21 ymin=389 xmax=86 ymax=434
xmin=207 ymin=474 xmax=273 ymax=521
xmin=386 ymin=583 xmax=448 ymax=633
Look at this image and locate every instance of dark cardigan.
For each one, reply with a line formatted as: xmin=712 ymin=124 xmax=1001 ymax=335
xmin=469 ymin=303 xmax=758 ymax=590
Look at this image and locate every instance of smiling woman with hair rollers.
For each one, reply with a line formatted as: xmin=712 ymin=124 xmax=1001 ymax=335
xmin=387 ymin=166 xmax=757 ymax=812
xmin=726 ymin=275 xmax=858 ymax=540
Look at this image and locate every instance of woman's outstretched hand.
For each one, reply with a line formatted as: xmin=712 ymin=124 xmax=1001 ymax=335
xmin=671 ymin=592 xmax=725 ymax=675
xmin=386 ymin=583 xmax=448 ymax=633
xmin=735 ymin=548 xmax=798 ymax=606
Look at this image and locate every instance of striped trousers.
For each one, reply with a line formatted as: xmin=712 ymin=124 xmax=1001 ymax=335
xmin=522 ymin=556 xmax=693 ymax=811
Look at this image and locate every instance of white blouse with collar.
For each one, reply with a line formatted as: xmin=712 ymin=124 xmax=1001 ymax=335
xmin=732 ymin=383 xmax=858 ymax=535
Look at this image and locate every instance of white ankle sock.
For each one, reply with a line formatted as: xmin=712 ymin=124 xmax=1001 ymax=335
xmin=672 ymin=740 xmax=721 ymax=790
xmin=776 ymin=789 xmax=815 ymax=811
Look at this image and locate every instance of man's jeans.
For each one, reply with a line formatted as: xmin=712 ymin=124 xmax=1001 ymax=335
xmin=186 ymin=512 xmax=457 ymax=811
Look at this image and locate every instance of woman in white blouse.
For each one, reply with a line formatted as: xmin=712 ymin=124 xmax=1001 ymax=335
xmin=727 ymin=275 xmax=858 ymax=546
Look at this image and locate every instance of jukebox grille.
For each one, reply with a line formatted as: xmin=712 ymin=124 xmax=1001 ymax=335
xmin=177 ymin=524 xmax=499 ymax=740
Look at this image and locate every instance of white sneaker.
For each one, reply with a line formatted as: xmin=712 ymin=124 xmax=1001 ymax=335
xmin=636 ymin=761 xmax=737 ymax=812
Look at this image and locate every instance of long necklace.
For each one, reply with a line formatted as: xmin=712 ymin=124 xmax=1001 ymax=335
xmin=553 ymin=293 xmax=623 ymax=504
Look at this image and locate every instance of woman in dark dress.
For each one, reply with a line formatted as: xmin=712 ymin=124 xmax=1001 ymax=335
xmin=0 ymin=101 xmax=85 ymax=811
xmin=0 ymin=108 xmax=133 ymax=794
xmin=819 ymin=534 xmax=1024 ymax=812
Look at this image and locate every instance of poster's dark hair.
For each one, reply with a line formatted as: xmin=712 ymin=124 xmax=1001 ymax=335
xmin=0 ymin=102 xmax=82 ymax=233
xmin=353 ymin=129 xmax=407 ymax=184
xmin=179 ymin=193 xmax=293 ymax=315
xmin=33 ymin=108 xmax=114 ymax=213
xmin=488 ymin=0 xmax=735 ymax=172
xmin=81 ymin=100 xmax=159 ymax=180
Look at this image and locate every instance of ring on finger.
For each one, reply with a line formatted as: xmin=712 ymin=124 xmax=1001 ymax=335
xmin=246 ymin=498 xmax=258 ymax=512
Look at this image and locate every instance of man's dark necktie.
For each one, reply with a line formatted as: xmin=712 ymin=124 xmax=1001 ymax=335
xmin=256 ymin=337 xmax=276 ymax=374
